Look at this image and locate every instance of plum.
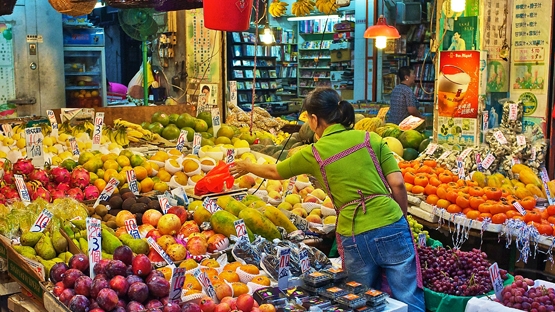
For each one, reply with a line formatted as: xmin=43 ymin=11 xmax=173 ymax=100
xmin=146 ymin=270 xmax=166 ymax=283
xmin=126 ymin=301 xmax=146 ymax=312
xmin=93 ymin=259 xmax=111 ymax=275
xmin=58 ymin=288 xmax=75 ymax=307
xmin=53 ymin=281 xmax=65 ymax=297
xmin=112 ymin=307 xmax=126 ymax=312
xmin=74 ymin=276 xmax=93 ymax=297
xmin=91 ymin=278 xmax=110 ymax=299
xmin=126 ymin=274 xmax=143 ymax=286
xmin=147 ymin=275 xmax=170 ymax=298
xmin=106 ymin=260 xmax=127 ymax=278
xmin=109 ymin=275 xmax=129 ymax=297
xmin=132 ymin=254 xmax=152 ymax=277
xmin=113 ymin=245 xmax=134 ymax=265
xmin=128 ymin=281 xmax=149 ymax=303
xmin=145 ymin=299 xmax=163 ymax=310
xmin=163 ymin=302 xmax=182 ymax=312
xmin=62 ymin=269 xmax=84 ymax=288
xmin=97 ymin=288 xmax=119 ymax=311
xmin=69 ymin=254 xmax=89 ymax=273
xmin=49 ymin=262 xmax=68 ymax=283
xmin=182 ymin=302 xmax=203 ymax=312
xmin=68 ymin=294 xmax=90 ymax=312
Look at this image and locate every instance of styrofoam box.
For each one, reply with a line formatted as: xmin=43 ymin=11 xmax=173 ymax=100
xmin=408 ymin=205 xmax=438 ymax=223
xmin=384 ymin=297 xmax=408 ymax=312
xmin=407 ymin=194 xmax=422 ymax=206
xmin=432 ymin=208 xmax=503 ymax=233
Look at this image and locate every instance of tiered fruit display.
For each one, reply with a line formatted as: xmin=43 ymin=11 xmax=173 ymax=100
xmin=497 ymin=275 xmax=555 ymax=311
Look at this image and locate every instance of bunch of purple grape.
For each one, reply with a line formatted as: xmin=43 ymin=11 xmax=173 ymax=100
xmin=499 ymin=275 xmax=555 ymax=311
xmin=418 ymin=246 xmax=508 ymax=296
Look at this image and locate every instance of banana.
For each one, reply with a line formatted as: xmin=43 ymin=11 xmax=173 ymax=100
xmin=127 ymin=129 xmax=144 ymax=139
xmin=269 ymin=0 xmax=288 ymax=17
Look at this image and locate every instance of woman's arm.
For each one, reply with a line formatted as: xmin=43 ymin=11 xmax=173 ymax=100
xmin=386 ymin=171 xmax=408 ymax=216
xmin=230 ymin=160 xmax=283 ymax=180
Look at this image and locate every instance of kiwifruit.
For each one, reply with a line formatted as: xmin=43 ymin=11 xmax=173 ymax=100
xmin=136 ymin=197 xmax=151 ymax=204
xmin=95 ymin=205 xmax=108 ymax=217
xmin=109 ymin=208 xmax=122 ymax=216
xmin=130 ymin=203 xmax=147 ymax=214
xmin=147 ymin=200 xmax=161 ymax=211
xmin=122 ymin=197 xmax=137 ymax=211
xmin=92 ymin=214 xmax=102 ymax=221
xmin=86 ymin=206 xmax=95 ymax=216
xmin=105 ymin=220 xmax=117 ymax=229
xmin=121 ymin=191 xmax=136 ymax=201
xmin=135 ymin=213 xmax=143 ymax=225
xmin=100 ymin=200 xmax=110 ymax=206
xmin=103 ymin=214 xmax=112 ymax=222
xmin=119 ymin=187 xmax=132 ymax=195
xmin=108 ymin=196 xmax=123 ymax=210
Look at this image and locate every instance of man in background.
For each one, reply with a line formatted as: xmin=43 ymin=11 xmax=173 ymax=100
xmin=388 ymin=66 xmax=421 ymax=124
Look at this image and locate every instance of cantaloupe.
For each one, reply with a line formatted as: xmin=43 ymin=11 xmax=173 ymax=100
xmin=382 ymin=137 xmax=404 ymax=156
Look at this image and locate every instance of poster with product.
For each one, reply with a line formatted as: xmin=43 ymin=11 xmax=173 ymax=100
xmin=436 ymin=51 xmax=486 ymax=146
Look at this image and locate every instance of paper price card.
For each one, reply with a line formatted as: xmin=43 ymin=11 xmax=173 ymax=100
xmin=203 ymin=197 xmax=221 ymax=214
xmin=147 ymin=237 xmax=176 ymax=268
xmin=46 ymin=110 xmax=58 ymax=138
xmin=169 ymin=267 xmax=186 ymax=303
xmin=176 ymin=130 xmax=188 ymax=152
xmin=126 ymin=170 xmax=140 ymax=195
xmin=229 ymin=81 xmax=237 ymax=106
xmin=299 ymin=249 xmax=310 ymax=274
xmin=234 ymin=219 xmax=248 ymax=238
xmin=530 ymin=146 xmax=537 ymax=161
xmin=14 ymin=174 xmax=31 ymax=205
xmin=457 ymin=160 xmax=465 ymax=180
xmin=425 ymin=143 xmax=438 ymax=155
xmin=481 ymin=154 xmax=496 ymax=170
xmin=493 ymin=130 xmax=508 ymax=145
xmin=475 ymin=153 xmax=483 ymax=172
xmin=94 ymin=178 xmax=119 ymax=208
xmin=30 ymin=209 xmax=54 ymax=233
xmin=512 ymin=200 xmax=526 ymax=216
xmin=482 ymin=110 xmax=489 ymax=131
xmin=516 ymin=135 xmax=526 ymax=146
xmin=277 ymin=247 xmax=291 ymax=290
xmin=192 ymin=132 xmax=202 ymax=156
xmin=438 ymin=150 xmax=452 ymax=160
xmin=211 ymin=108 xmax=221 ymax=138
xmin=540 ymin=167 xmax=554 ymax=205
xmin=158 ymin=195 xmax=172 ymax=214
xmin=69 ymin=137 xmax=80 ymax=156
xmin=171 ymin=187 xmax=189 ymax=207
xmin=125 ymin=219 xmax=141 ymax=239
xmin=418 ymin=233 xmax=427 ymax=247
xmin=489 ymin=262 xmax=504 ymax=300
xmin=87 ymin=217 xmax=102 ymax=278
xmin=193 ymin=268 xmax=217 ymax=300
xmin=25 ymin=127 xmax=44 ymax=168
xmin=459 ymin=148 xmax=473 ymax=160
xmin=225 ymin=148 xmax=235 ymax=164
xmin=509 ymin=103 xmax=518 ymax=120
xmin=92 ymin=112 xmax=104 ymax=150
xmin=284 ymin=176 xmax=297 ymax=197
xmin=2 ymin=123 xmax=12 ymax=137
xmin=377 ymin=107 xmax=389 ymax=120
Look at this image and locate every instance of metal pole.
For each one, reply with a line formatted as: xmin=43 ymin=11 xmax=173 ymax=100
xmin=143 ymin=41 xmax=148 ymax=106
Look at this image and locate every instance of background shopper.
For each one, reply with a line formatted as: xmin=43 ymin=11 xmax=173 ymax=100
xmin=388 ymin=66 xmax=421 ymax=124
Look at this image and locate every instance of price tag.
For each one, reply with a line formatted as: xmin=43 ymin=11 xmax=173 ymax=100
xmin=87 ymin=217 xmax=102 ymax=278
xmin=192 ymin=132 xmax=202 ymax=156
xmin=193 ymin=268 xmax=217 ymax=300
xmin=24 ymin=127 xmax=44 ymax=168
xmin=158 ymin=195 xmax=172 ymax=214
xmin=481 ymin=154 xmax=496 ymax=170
xmin=377 ymin=107 xmax=389 ymax=120
xmin=147 ymin=237 xmax=176 ymax=268
xmin=530 ymin=146 xmax=537 ymax=161
xmin=516 ymin=135 xmax=526 ymax=146
xmin=126 ymin=170 xmax=140 ymax=195
xmin=225 ymin=148 xmax=235 ymax=164
xmin=459 ymin=148 xmax=473 ymax=160
xmin=475 ymin=153 xmax=483 ymax=172
xmin=284 ymin=176 xmax=297 ymax=198
xmin=92 ymin=112 xmax=104 ymax=150
xmin=124 ymin=219 xmax=141 ymax=239
xmin=46 ymin=110 xmax=58 ymax=138
xmin=438 ymin=150 xmax=452 ymax=160
xmin=425 ymin=143 xmax=438 ymax=155
xmin=482 ymin=110 xmax=489 ymax=131
xmin=69 ymin=137 xmax=80 ymax=156
xmin=488 ymin=262 xmax=504 ymax=300
xmin=176 ymin=130 xmax=188 ymax=152
xmin=211 ymin=108 xmax=221 ymax=138
xmin=30 ymin=209 xmax=53 ymax=233
xmin=511 ymin=157 xmax=521 ymax=166
xmin=229 ymin=81 xmax=237 ymax=106
xmin=2 ymin=124 xmax=12 ymax=137
xmin=457 ymin=159 xmax=465 ymax=180
xmin=299 ymin=249 xmax=310 ymax=274
xmin=418 ymin=233 xmax=427 ymax=247
xmin=539 ymin=167 xmax=554 ymax=205
xmin=94 ymin=178 xmax=119 ymax=208
xmin=14 ymin=174 xmax=31 ymax=205
xmin=512 ymin=200 xmax=526 ymax=216
xmin=169 ymin=267 xmax=186 ymax=303
xmin=509 ymin=103 xmax=518 ymax=120
xmin=164 ymin=191 xmax=178 ymax=207
xmin=493 ymin=130 xmax=508 ymax=145
xmin=171 ymin=187 xmax=190 ymax=207
xmin=277 ymin=247 xmax=291 ymax=290
xmin=203 ymin=197 xmax=221 ymax=214
xmin=234 ymin=219 xmax=248 ymax=238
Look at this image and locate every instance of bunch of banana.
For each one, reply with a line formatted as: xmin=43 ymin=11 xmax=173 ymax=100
xmin=108 ymin=125 xmax=130 ymax=147
xmin=38 ymin=123 xmax=52 ymax=136
xmin=58 ymin=120 xmax=73 ymax=135
xmin=113 ymin=118 xmax=155 ymax=142
xmin=11 ymin=123 xmax=24 ymax=135
xmin=269 ymin=0 xmax=288 ymax=17
xmin=292 ymin=0 xmax=315 ymax=16
xmin=315 ymin=0 xmax=338 ymax=15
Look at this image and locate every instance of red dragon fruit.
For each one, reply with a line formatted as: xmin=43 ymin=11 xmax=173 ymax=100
xmin=57 ymin=183 xmax=71 ymax=193
xmin=3 ymin=171 xmax=15 ymax=185
xmin=29 ymin=169 xmax=50 ymax=187
xmin=32 ymin=187 xmax=52 ymax=202
xmin=67 ymin=187 xmax=84 ymax=201
xmin=50 ymin=167 xmax=71 ymax=184
xmin=0 ymin=193 xmax=6 ymax=204
xmin=51 ymin=189 xmax=66 ymax=200
xmin=83 ymin=185 xmax=100 ymax=201
xmin=70 ymin=167 xmax=90 ymax=189
xmin=13 ymin=159 xmax=34 ymax=176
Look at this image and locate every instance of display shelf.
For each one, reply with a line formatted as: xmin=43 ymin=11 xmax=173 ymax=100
xmin=232 ymin=56 xmax=277 ymax=59
xmin=65 ymin=85 xmax=100 ymax=90
xmin=64 ymin=72 xmax=100 ymax=76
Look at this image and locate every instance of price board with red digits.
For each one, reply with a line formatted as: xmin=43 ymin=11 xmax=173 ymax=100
xmin=203 ymin=197 xmax=221 ymax=214
xmin=30 ymin=209 xmax=53 ymax=233
xmin=176 ymin=130 xmax=188 ymax=152
xmin=158 ymin=195 xmax=172 ymax=214
xmin=126 ymin=170 xmax=140 ymax=195
xmin=225 ymin=148 xmax=235 ymax=164
xmin=94 ymin=178 xmax=119 ymax=208
xmin=14 ymin=174 xmax=31 ymax=205
xmin=46 ymin=110 xmax=58 ymax=137
xmin=299 ymin=249 xmax=310 ymax=274
xmin=489 ymin=262 xmax=504 ymax=300
xmin=234 ymin=219 xmax=247 ymax=239
xmin=193 ymin=268 xmax=217 ymax=300
xmin=147 ymin=237 xmax=176 ymax=268
xmin=92 ymin=112 xmax=104 ymax=150
xmin=277 ymin=247 xmax=291 ymax=290
xmin=87 ymin=217 xmax=102 ymax=278
xmin=69 ymin=137 xmax=80 ymax=156
xmin=125 ymin=219 xmax=141 ymax=239
xmin=169 ymin=267 xmax=186 ymax=303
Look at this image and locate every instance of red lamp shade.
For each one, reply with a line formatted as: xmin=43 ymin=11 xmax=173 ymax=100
xmin=364 ymin=15 xmax=400 ymax=39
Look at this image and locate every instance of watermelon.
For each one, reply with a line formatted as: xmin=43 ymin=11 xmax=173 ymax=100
xmin=382 ymin=137 xmax=404 ymax=156
xmin=398 ymin=130 xmax=424 ymax=150
xmin=419 ymin=138 xmax=431 ymax=153
xmin=403 ymin=148 xmax=419 ymax=161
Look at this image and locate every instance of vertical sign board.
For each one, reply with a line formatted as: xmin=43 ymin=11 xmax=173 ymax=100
xmin=87 ymin=217 xmax=101 ymax=278
xmin=24 ymin=127 xmax=44 ymax=168
xmin=277 ymin=247 xmax=290 ymax=290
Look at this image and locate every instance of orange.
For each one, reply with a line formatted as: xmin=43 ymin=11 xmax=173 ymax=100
xmin=94 ymin=178 xmax=107 ymax=192
xmin=200 ymin=267 xmax=219 ymax=278
xmin=153 ymin=181 xmax=169 ymax=193
xmin=231 ymin=282 xmax=249 ymax=296
xmin=492 ymin=213 xmax=508 ymax=224
xmin=156 ymin=168 xmax=171 ymax=182
xmin=436 ymin=199 xmax=451 ymax=209
xmin=223 ymin=262 xmax=242 ymax=271
xmin=465 ymin=209 xmax=480 ymax=220
xmin=446 ymin=204 xmax=462 ymax=214
xmin=140 ymin=177 xmax=154 ymax=193
xmin=411 ymin=185 xmax=424 ymax=195
xmin=103 ymin=168 xmax=119 ymax=183
xmin=219 ymin=270 xmax=240 ymax=283
xmin=133 ymin=166 xmax=148 ymax=181
xmin=426 ymin=194 xmax=439 ymax=206
xmin=251 ymin=275 xmax=271 ymax=286
xmin=213 ymin=282 xmax=232 ymax=300
xmin=239 ymin=264 xmax=259 ymax=275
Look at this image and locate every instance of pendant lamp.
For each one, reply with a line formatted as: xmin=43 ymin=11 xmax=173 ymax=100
xmin=364 ymin=15 xmax=400 ymax=49
xmin=451 ymin=0 xmax=465 ymax=13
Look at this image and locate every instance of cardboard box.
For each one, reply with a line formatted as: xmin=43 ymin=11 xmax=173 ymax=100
xmin=330 ymin=49 xmax=352 ymax=63
xmin=8 ymin=294 xmax=46 ymax=312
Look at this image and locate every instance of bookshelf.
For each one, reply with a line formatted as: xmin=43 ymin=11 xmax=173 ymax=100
xmin=274 ymin=28 xmax=299 ymax=99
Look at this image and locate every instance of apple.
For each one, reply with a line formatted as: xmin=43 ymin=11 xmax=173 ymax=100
xmin=167 ymin=206 xmax=188 ymax=224
xmin=237 ymin=175 xmax=256 ymax=189
xmin=310 ymin=209 xmax=321 ymax=217
xmin=306 ymin=214 xmax=322 ymax=224
xmin=299 ymin=186 xmax=314 ymax=199
xmin=285 ymin=194 xmax=302 ymax=205
xmin=311 ymin=188 xmax=327 ymax=201
xmin=277 ymin=202 xmax=293 ymax=211
xmin=291 ymin=208 xmax=307 ymax=218
xmin=236 ymin=294 xmax=254 ymax=312
xmin=322 ymin=197 xmax=334 ymax=208
xmin=303 ymin=195 xmax=320 ymax=203
xmin=267 ymin=190 xmax=281 ymax=201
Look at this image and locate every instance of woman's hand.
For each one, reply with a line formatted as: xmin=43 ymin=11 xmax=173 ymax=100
xmin=229 ymin=160 xmax=251 ymax=178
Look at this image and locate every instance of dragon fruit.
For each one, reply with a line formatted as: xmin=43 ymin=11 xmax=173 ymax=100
xmin=29 ymin=169 xmax=50 ymax=186
xmin=67 ymin=187 xmax=84 ymax=202
xmin=51 ymin=189 xmax=66 ymax=200
xmin=50 ymin=167 xmax=71 ymax=184
xmin=32 ymin=187 xmax=51 ymax=202
xmin=13 ymin=159 xmax=34 ymax=176
xmin=57 ymin=183 xmax=71 ymax=193
xmin=3 ymin=171 xmax=15 ymax=185
xmin=71 ymin=167 xmax=90 ymax=189
xmin=83 ymin=185 xmax=100 ymax=201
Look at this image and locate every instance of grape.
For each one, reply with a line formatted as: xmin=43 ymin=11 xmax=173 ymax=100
xmin=494 ymin=275 xmax=555 ymax=311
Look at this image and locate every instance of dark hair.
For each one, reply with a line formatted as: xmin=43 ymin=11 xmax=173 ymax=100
xmin=304 ymin=88 xmax=354 ymax=128
xmin=202 ymin=86 xmax=210 ymax=92
xmin=397 ymin=66 xmax=413 ymax=81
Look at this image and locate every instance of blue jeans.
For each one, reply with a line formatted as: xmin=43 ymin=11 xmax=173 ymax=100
xmin=338 ymin=217 xmax=425 ymax=312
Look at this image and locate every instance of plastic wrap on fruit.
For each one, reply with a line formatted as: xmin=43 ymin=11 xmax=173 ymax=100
xmin=231 ymin=236 xmax=261 ymax=266
xmin=254 ymin=236 xmax=276 ymax=256
xmin=194 ymin=161 xmax=235 ymax=196
xmin=306 ymin=246 xmax=332 ymax=271
xmin=200 ymin=221 xmax=212 ymax=231
xmin=500 ymin=100 xmax=523 ymax=133
xmin=260 ymin=253 xmax=280 ymax=280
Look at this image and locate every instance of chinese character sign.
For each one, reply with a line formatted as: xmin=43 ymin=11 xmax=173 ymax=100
xmin=92 ymin=112 xmax=104 ymax=150
xmin=25 ymin=127 xmax=44 ymax=168
xmin=87 ymin=217 xmax=102 ymax=278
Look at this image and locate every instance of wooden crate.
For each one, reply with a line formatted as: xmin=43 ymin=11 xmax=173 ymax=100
xmin=7 ymin=294 xmax=45 ymax=312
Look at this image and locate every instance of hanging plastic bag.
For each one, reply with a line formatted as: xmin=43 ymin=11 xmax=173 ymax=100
xmin=194 ymin=161 xmax=235 ymax=196
xmin=127 ymin=61 xmax=155 ymax=99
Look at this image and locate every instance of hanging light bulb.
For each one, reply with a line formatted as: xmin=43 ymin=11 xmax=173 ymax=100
xmin=451 ymin=0 xmax=465 ymax=13
xmin=375 ymin=36 xmax=387 ymax=49
xmin=261 ymin=25 xmax=274 ymax=44
xmin=364 ymin=15 xmax=400 ymax=49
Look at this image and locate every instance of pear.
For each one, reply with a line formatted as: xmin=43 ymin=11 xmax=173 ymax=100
xmin=52 ymin=230 xmax=68 ymax=254
xmin=35 ymin=233 xmax=57 ymax=260
xmin=37 ymin=258 xmax=57 ymax=278
xmin=79 ymin=237 xmax=88 ymax=253
xmin=13 ymin=245 xmax=37 ymax=256
xmin=101 ymin=228 xmax=122 ymax=254
xmin=20 ymin=232 xmax=43 ymax=247
xmin=120 ymin=234 xmax=149 ymax=255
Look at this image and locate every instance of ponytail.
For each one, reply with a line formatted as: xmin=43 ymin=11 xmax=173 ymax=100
xmin=304 ymin=88 xmax=354 ymax=128
xmin=338 ymin=100 xmax=355 ymax=128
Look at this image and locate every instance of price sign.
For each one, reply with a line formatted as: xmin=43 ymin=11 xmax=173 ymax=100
xmin=493 ymin=130 xmax=508 ymax=145
xmin=2 ymin=123 xmax=12 ymax=137
xmin=211 ymin=108 xmax=221 ymax=138
xmin=30 ymin=209 xmax=53 ymax=233
xmin=457 ymin=159 xmax=465 ymax=180
xmin=377 ymin=107 xmax=389 ymax=120
xmin=225 ymin=148 xmax=235 ymax=164
xmin=481 ymin=154 xmax=496 ymax=170
xmin=516 ymin=135 xmax=526 ymax=146
xmin=94 ymin=178 xmax=119 ymax=208
xmin=147 ymin=237 xmax=176 ymax=268
xmin=193 ymin=268 xmax=217 ymax=300
xmin=438 ymin=150 xmax=452 ymax=160
xmin=176 ymin=130 xmax=188 ymax=152
xmin=512 ymin=157 xmax=521 ymax=166
xmin=475 ymin=153 xmax=483 ymax=172
xmin=512 ymin=200 xmax=526 ymax=216
xmin=299 ymin=249 xmax=310 ymax=274
xmin=126 ymin=170 xmax=140 ymax=195
xmin=530 ymin=146 xmax=537 ymax=161
xmin=418 ymin=233 xmax=427 ymax=247
xmin=69 ymin=137 xmax=80 ymax=156
xmin=14 ymin=174 xmax=31 ymax=205
xmin=158 ymin=195 xmax=172 ymax=214
xmin=488 ymin=262 xmax=504 ymax=300
xmin=509 ymin=103 xmax=518 ymax=120
xmin=234 ymin=219 xmax=248 ymax=238
xmin=277 ymin=247 xmax=291 ymax=290
xmin=87 ymin=217 xmax=102 ymax=278
xmin=192 ymin=132 xmax=202 ymax=156
xmin=284 ymin=176 xmax=297 ymax=197
xmin=425 ymin=143 xmax=438 ymax=155
xmin=203 ymin=197 xmax=221 ymax=214
xmin=229 ymin=81 xmax=237 ymax=106
xmin=539 ymin=167 xmax=554 ymax=205
xmin=171 ymin=187 xmax=189 ymax=206
xmin=25 ymin=127 xmax=44 ymax=168
xmin=124 ymin=219 xmax=141 ymax=239
xmin=46 ymin=110 xmax=58 ymax=138
xmin=169 ymin=267 xmax=186 ymax=303
xmin=92 ymin=112 xmax=104 ymax=150
xmin=482 ymin=110 xmax=489 ymax=131
xmin=459 ymin=148 xmax=473 ymax=160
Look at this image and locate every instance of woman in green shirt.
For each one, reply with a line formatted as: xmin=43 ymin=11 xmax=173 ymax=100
xmin=230 ymin=88 xmax=424 ymax=312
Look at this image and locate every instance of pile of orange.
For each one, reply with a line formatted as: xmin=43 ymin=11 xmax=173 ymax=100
xmin=401 ymin=159 xmax=555 ymax=236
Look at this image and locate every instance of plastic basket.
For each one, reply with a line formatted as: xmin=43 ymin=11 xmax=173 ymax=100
xmin=48 ymin=0 xmax=96 ymax=16
xmin=0 ymin=0 xmax=17 ymax=16
xmin=106 ymin=0 xmax=166 ymax=9
xmin=155 ymin=0 xmax=202 ymax=12
xmin=203 ymin=0 xmax=253 ymax=32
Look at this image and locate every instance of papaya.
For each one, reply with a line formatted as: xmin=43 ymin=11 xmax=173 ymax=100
xmin=210 ymin=210 xmax=254 ymax=241
xmin=238 ymin=208 xmax=281 ymax=241
xmin=382 ymin=137 xmax=404 ymax=156
xmin=263 ymin=206 xmax=297 ymax=233
xmin=216 ymin=195 xmax=234 ymax=209
xmin=242 ymin=195 xmax=264 ymax=207
xmin=225 ymin=199 xmax=249 ymax=217
xmin=398 ymin=130 xmax=424 ymax=150
xmin=511 ymin=164 xmax=530 ymax=174
xmin=471 ymin=172 xmax=487 ymax=188
xmin=518 ymin=169 xmax=543 ymax=189
xmin=514 ymin=187 xmax=533 ymax=200
xmin=526 ymin=184 xmax=546 ymax=199
xmin=487 ymin=175 xmax=502 ymax=188
xmin=382 ymin=127 xmax=403 ymax=138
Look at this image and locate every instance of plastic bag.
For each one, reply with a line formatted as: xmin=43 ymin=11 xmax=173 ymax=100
xmin=194 ymin=161 xmax=235 ymax=196
xmin=127 ymin=61 xmax=155 ymax=99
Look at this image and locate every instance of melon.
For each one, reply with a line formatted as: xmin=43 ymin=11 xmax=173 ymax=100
xmin=403 ymin=148 xmax=419 ymax=161
xmin=398 ymin=130 xmax=424 ymax=150
xmin=298 ymin=123 xmax=315 ymax=143
xmin=382 ymin=137 xmax=404 ymax=156
xmin=418 ymin=138 xmax=431 ymax=153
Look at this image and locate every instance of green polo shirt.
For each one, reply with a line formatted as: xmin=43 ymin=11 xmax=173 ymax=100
xmin=276 ymin=124 xmax=403 ymax=236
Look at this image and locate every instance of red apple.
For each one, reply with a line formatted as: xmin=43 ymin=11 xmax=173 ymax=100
xmin=236 ymin=294 xmax=254 ymax=312
xmin=146 ymin=229 xmax=162 ymax=241
xmin=199 ymin=297 xmax=216 ymax=312
xmin=214 ymin=303 xmax=231 ymax=312
xmin=220 ymin=297 xmax=237 ymax=310
xmin=167 ymin=205 xmax=188 ymax=224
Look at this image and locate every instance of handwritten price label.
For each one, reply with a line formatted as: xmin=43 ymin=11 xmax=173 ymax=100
xmin=169 ymin=267 xmax=186 ymax=303
xmin=147 ymin=237 xmax=176 ymax=268
xmin=459 ymin=148 xmax=473 ymax=160
xmin=171 ymin=187 xmax=189 ymax=206
xmin=69 ymin=137 xmax=80 ymax=156
xmin=126 ymin=170 xmax=140 ymax=195
xmin=46 ymin=110 xmax=58 ymax=137
xmin=489 ymin=262 xmax=504 ymax=300
xmin=229 ymin=81 xmax=237 ymax=105
xmin=481 ymin=154 xmax=496 ymax=170
xmin=539 ymin=167 xmax=554 ymax=205
xmin=2 ymin=124 xmax=12 ymax=137
xmin=211 ymin=108 xmax=221 ymax=137
xmin=92 ymin=112 xmax=104 ymax=150
xmin=509 ymin=103 xmax=518 ymax=120
xmin=516 ymin=135 xmax=526 ymax=146
xmin=193 ymin=268 xmax=217 ymax=300
xmin=299 ymin=249 xmax=310 ymax=273
xmin=30 ymin=209 xmax=53 ymax=233
xmin=438 ymin=150 xmax=452 ymax=160
xmin=234 ymin=219 xmax=248 ymax=238
xmin=418 ymin=233 xmax=427 ymax=247
xmin=176 ymin=130 xmax=188 ymax=152
xmin=125 ymin=219 xmax=141 ymax=239
xmin=277 ymin=247 xmax=291 ymax=290
xmin=225 ymin=148 xmax=235 ymax=164
xmin=457 ymin=160 xmax=465 ymax=180
xmin=203 ymin=197 xmax=221 ymax=214
xmin=14 ymin=174 xmax=31 ymax=205
xmin=493 ymin=130 xmax=508 ymax=145
xmin=192 ymin=132 xmax=202 ymax=156
xmin=425 ymin=143 xmax=438 ymax=155
xmin=284 ymin=176 xmax=297 ymax=197
xmin=482 ymin=110 xmax=489 ymax=131
xmin=530 ymin=146 xmax=537 ymax=161
xmin=94 ymin=178 xmax=119 ymax=208
xmin=87 ymin=217 xmax=102 ymax=278
xmin=512 ymin=200 xmax=526 ymax=216
xmin=25 ymin=127 xmax=44 ymax=167
xmin=158 ymin=195 xmax=172 ymax=214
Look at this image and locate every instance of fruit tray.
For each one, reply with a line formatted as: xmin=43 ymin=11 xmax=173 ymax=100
xmin=407 ymin=205 xmax=438 ymax=223
xmin=430 ymin=208 xmax=504 ymax=233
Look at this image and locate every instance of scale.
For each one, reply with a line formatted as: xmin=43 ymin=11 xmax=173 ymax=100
xmin=185 ymin=187 xmax=249 ymax=201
